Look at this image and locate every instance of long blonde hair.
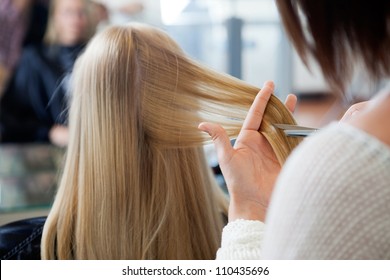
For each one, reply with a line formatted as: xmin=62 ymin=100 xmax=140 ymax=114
xmin=41 ymin=24 xmax=300 ymax=259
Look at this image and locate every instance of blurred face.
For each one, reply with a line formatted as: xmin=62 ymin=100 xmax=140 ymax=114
xmin=54 ymin=0 xmax=89 ymax=46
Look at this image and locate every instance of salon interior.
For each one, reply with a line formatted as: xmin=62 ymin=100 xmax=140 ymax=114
xmin=0 ymin=0 xmax=380 ymax=225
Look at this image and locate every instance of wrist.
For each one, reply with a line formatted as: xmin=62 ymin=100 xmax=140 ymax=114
xmin=228 ymin=196 xmax=267 ymax=223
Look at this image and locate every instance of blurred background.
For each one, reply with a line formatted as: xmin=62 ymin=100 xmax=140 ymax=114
xmin=0 ymin=0 xmax=379 ymax=225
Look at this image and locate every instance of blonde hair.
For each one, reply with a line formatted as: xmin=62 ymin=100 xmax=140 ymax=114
xmin=41 ymin=24 xmax=300 ymax=259
xmin=44 ymin=0 xmax=96 ymax=45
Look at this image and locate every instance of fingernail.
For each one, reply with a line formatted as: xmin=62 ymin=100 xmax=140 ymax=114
xmin=351 ymin=110 xmax=359 ymax=116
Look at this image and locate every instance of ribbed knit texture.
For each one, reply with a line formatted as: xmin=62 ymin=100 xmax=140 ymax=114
xmin=217 ymin=123 xmax=390 ymax=259
xmin=216 ymin=219 xmax=265 ymax=259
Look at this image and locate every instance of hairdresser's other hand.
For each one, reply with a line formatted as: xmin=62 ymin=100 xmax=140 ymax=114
xmin=199 ymin=81 xmax=296 ymax=222
xmin=340 ymin=89 xmax=390 ymax=146
xmin=339 ymin=101 xmax=369 ymax=122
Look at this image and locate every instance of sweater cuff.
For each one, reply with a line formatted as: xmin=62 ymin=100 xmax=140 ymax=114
xmin=216 ymin=219 xmax=265 ymax=260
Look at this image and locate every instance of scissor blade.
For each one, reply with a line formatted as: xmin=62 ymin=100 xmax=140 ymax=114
xmin=273 ymin=124 xmax=319 ymax=137
xmin=282 ymin=130 xmax=315 ymax=137
xmin=273 ymin=124 xmax=318 ymax=131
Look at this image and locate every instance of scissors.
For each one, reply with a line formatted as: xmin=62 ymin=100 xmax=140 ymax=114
xmin=273 ymin=124 xmax=319 ymax=137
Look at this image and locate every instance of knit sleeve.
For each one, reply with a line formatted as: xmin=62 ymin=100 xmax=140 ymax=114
xmin=216 ymin=219 xmax=265 ymax=259
xmin=262 ymin=122 xmax=390 ymax=259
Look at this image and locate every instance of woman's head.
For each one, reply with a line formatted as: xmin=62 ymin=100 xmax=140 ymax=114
xmin=70 ymin=24 xmax=299 ymax=160
xmin=276 ymin=0 xmax=390 ymax=93
xmin=42 ymin=24 xmax=299 ymax=259
xmin=45 ymin=0 xmax=96 ymax=46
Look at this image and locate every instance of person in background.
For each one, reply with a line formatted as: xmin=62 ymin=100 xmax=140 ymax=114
xmin=0 ymin=0 xmax=51 ymax=97
xmin=200 ymin=0 xmax=390 ymax=259
xmin=0 ymin=0 xmax=97 ymax=146
xmin=0 ymin=0 xmax=29 ymax=96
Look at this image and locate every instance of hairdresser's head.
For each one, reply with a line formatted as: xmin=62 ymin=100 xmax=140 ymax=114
xmin=276 ymin=0 xmax=390 ymax=93
xmin=45 ymin=0 xmax=95 ymax=46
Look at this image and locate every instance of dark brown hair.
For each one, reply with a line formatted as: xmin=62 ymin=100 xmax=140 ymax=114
xmin=276 ymin=0 xmax=390 ymax=93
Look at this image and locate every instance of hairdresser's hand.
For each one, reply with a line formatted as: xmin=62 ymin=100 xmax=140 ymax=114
xmin=340 ymin=101 xmax=369 ymax=122
xmin=340 ymin=89 xmax=390 ymax=146
xmin=199 ymin=81 xmax=297 ymax=222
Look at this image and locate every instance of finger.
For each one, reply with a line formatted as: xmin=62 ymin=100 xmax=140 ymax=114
xmin=242 ymin=81 xmax=274 ymax=131
xmin=284 ymin=94 xmax=297 ymax=113
xmin=198 ymin=122 xmax=234 ymax=162
xmin=340 ymin=101 xmax=368 ymax=122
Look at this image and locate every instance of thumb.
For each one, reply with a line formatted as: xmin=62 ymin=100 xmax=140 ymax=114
xmin=198 ymin=122 xmax=234 ymax=163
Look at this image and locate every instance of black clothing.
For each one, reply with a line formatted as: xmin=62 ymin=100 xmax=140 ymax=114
xmin=0 ymin=43 xmax=84 ymax=142
xmin=0 ymin=217 xmax=45 ymax=260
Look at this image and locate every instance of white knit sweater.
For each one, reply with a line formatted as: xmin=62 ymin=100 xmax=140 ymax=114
xmin=217 ymin=122 xmax=390 ymax=259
